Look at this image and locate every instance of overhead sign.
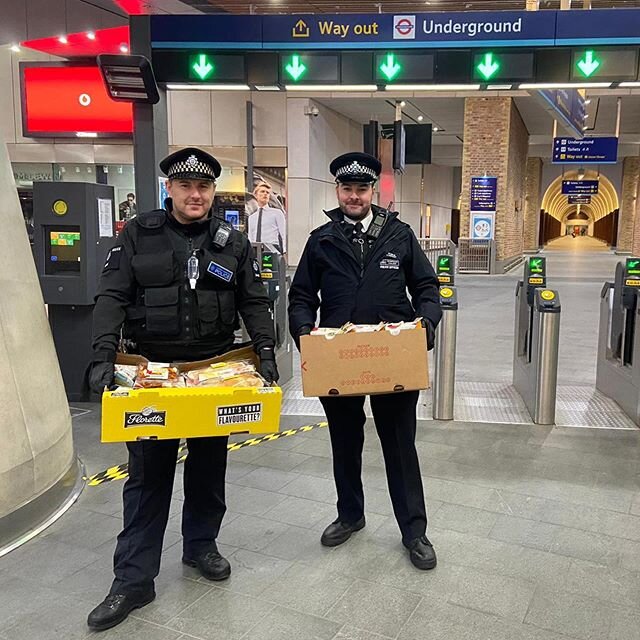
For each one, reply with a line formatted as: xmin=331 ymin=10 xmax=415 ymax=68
xmin=562 ymin=180 xmax=599 ymax=195
xmin=21 ymin=63 xmax=133 ymax=137
xmin=471 ymin=213 xmax=494 ymax=240
xmin=538 ymin=89 xmax=586 ymax=138
xmin=570 ymin=48 xmax=638 ymax=82
xmin=470 ymin=177 xmax=498 ymax=212
xmin=150 ymin=10 xmax=640 ymax=50
xmin=552 ymin=136 xmax=618 ymax=164
xmin=262 ymin=11 xmax=555 ymax=48
xmin=556 ymin=9 xmax=640 ymax=46
xmin=472 ymin=51 xmax=534 ymax=81
xmin=280 ymin=52 xmax=339 ymax=83
xmin=152 ymin=51 xmax=246 ymax=83
xmin=374 ymin=52 xmax=434 ymax=82
xmin=568 ymin=195 xmax=591 ymax=205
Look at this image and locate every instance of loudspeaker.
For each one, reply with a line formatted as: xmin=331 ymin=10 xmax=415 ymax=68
xmin=405 ymin=124 xmax=432 ymax=165
xmin=363 ymin=120 xmax=380 ymax=157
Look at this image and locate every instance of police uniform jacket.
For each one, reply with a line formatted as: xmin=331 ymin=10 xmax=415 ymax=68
xmin=289 ymin=204 xmax=442 ymax=336
xmin=93 ymin=201 xmax=275 ymax=362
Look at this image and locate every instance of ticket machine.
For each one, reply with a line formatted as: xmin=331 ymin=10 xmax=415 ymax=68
xmin=33 ymin=182 xmax=116 ymax=400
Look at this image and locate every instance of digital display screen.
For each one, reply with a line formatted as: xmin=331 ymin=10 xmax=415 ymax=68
xmin=626 ymin=258 xmax=640 ymax=276
xmin=280 ymin=53 xmax=339 ymax=84
xmin=472 ymin=51 xmax=534 ymax=81
xmin=45 ymin=227 xmax=81 ymax=274
xmin=375 ymin=52 xmax=434 ymax=83
xmin=224 ymin=210 xmax=240 ymax=228
xmin=437 ymin=256 xmax=452 ymax=272
xmin=262 ymin=253 xmax=274 ymax=270
xmin=528 ymin=257 xmax=545 ymax=275
xmin=21 ymin=64 xmax=133 ymax=137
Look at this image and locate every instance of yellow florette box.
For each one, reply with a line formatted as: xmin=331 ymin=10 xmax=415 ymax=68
xmin=101 ymin=346 xmax=282 ymax=443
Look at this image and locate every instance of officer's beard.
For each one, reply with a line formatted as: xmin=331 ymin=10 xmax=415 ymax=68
xmin=340 ymin=203 xmax=371 ymax=221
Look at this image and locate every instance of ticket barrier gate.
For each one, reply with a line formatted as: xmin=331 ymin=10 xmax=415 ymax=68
xmin=595 ymin=258 xmax=640 ymax=424
xmin=251 ymin=242 xmax=293 ymax=384
xmin=513 ymin=257 xmax=561 ymax=425
xmin=433 ymin=255 xmax=458 ymax=421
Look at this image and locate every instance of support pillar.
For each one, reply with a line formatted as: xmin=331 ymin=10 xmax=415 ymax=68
xmin=523 ymin=157 xmax=543 ymax=251
xmin=460 ymin=97 xmax=529 ymax=272
xmin=130 ymin=15 xmax=168 ymax=213
xmin=618 ymin=156 xmax=640 ymax=253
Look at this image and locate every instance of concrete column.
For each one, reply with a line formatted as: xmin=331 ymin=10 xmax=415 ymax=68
xmin=583 ymin=0 xmax=591 ymax=7
xmin=620 ymin=156 xmax=640 ymax=252
xmin=525 ymin=0 xmax=539 ymax=10
xmin=460 ymin=97 xmax=529 ymax=270
xmin=0 ymin=141 xmax=77 ymax=537
xmin=560 ymin=0 xmax=571 ymax=9
xmin=286 ymin=98 xmax=362 ymax=265
xmin=523 ymin=157 xmax=543 ymax=250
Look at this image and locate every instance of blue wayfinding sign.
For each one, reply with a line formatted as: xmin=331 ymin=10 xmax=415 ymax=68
xmin=150 ymin=9 xmax=640 ymax=49
xmin=562 ymin=180 xmax=599 ymax=196
xmin=553 ymin=137 xmax=618 ymax=164
xmin=568 ymin=195 xmax=591 ymax=205
xmin=470 ymin=177 xmax=497 ymax=212
xmin=538 ymin=89 xmax=586 ymax=138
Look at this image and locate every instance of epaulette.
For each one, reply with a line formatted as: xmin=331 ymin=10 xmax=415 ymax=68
xmin=134 ymin=210 xmax=167 ymax=229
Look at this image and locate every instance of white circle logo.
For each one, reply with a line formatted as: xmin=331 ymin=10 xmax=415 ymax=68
xmin=474 ymin=220 xmax=491 ymax=238
xmin=78 ymin=93 xmax=91 ymax=107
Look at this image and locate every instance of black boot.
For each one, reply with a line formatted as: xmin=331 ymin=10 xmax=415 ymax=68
xmin=87 ymin=591 xmax=155 ymax=631
xmin=182 ymin=548 xmax=231 ymax=581
xmin=405 ymin=535 xmax=437 ymax=570
xmin=320 ymin=517 xmax=365 ymax=547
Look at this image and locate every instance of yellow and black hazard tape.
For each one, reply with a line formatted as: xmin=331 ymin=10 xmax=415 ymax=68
xmin=85 ymin=421 xmax=328 ymax=487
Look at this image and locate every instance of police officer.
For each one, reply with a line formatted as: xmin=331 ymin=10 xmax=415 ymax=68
xmin=288 ymin=152 xmax=441 ymax=570
xmin=86 ymin=147 xmax=278 ymax=631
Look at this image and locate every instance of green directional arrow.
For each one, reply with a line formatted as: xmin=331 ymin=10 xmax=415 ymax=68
xmin=577 ymin=50 xmax=600 ymax=77
xmin=628 ymin=260 xmax=640 ymax=269
xmin=285 ymin=55 xmax=307 ymax=81
xmin=192 ymin=54 xmax=214 ymax=80
xmin=477 ymin=52 xmax=500 ymax=81
xmin=380 ymin=53 xmax=401 ymax=81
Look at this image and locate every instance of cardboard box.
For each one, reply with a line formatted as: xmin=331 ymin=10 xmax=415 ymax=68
xmin=300 ymin=326 xmax=429 ymax=397
xmin=101 ymin=346 xmax=282 ymax=442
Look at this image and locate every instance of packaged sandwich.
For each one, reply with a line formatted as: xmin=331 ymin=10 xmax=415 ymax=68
xmin=114 ymin=364 xmax=138 ymax=388
xmin=135 ymin=362 xmax=181 ymax=388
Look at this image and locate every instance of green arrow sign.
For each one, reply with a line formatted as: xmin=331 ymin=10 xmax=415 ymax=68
xmin=529 ymin=257 xmax=544 ymax=274
xmin=380 ymin=53 xmax=401 ymax=81
xmin=477 ymin=53 xmax=500 ymax=81
xmin=285 ymin=55 xmax=307 ymax=81
xmin=627 ymin=258 xmax=640 ymax=273
xmin=192 ymin=54 xmax=214 ymax=80
xmin=437 ymin=256 xmax=451 ymax=272
xmin=576 ymin=50 xmax=601 ymax=77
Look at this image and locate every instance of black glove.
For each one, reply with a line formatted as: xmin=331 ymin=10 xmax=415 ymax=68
xmin=422 ymin=319 xmax=436 ymax=351
xmin=258 ymin=348 xmax=279 ymax=384
xmin=88 ymin=361 xmax=115 ymax=394
xmin=293 ymin=326 xmax=312 ymax=351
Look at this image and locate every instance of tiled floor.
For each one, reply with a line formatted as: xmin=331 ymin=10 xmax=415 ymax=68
xmin=2 ymin=406 xmax=640 ymax=640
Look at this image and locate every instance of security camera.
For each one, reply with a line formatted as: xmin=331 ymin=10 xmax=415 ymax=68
xmin=304 ymin=105 xmax=320 ymax=117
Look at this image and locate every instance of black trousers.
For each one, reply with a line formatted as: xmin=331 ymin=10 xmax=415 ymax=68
xmin=110 ymin=436 xmax=228 ymax=595
xmin=319 ymin=390 xmax=427 ymax=544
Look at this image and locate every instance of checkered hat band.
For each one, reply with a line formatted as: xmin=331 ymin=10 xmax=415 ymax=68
xmin=335 ymin=161 xmax=377 ymax=179
xmin=168 ymin=158 xmax=217 ymax=180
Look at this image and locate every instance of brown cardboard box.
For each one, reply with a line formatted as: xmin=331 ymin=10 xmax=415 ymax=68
xmin=299 ymin=326 xmax=429 ymax=397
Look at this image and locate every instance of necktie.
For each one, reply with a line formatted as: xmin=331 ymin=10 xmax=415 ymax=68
xmin=256 ymin=208 xmax=263 ymax=243
xmin=352 ymin=221 xmax=365 ymax=264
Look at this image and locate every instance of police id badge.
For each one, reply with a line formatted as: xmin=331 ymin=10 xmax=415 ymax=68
xmin=207 ymin=261 xmax=234 ymax=283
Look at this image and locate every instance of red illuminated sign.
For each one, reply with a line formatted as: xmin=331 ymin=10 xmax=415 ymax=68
xmin=21 ymin=64 xmax=133 ymax=138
